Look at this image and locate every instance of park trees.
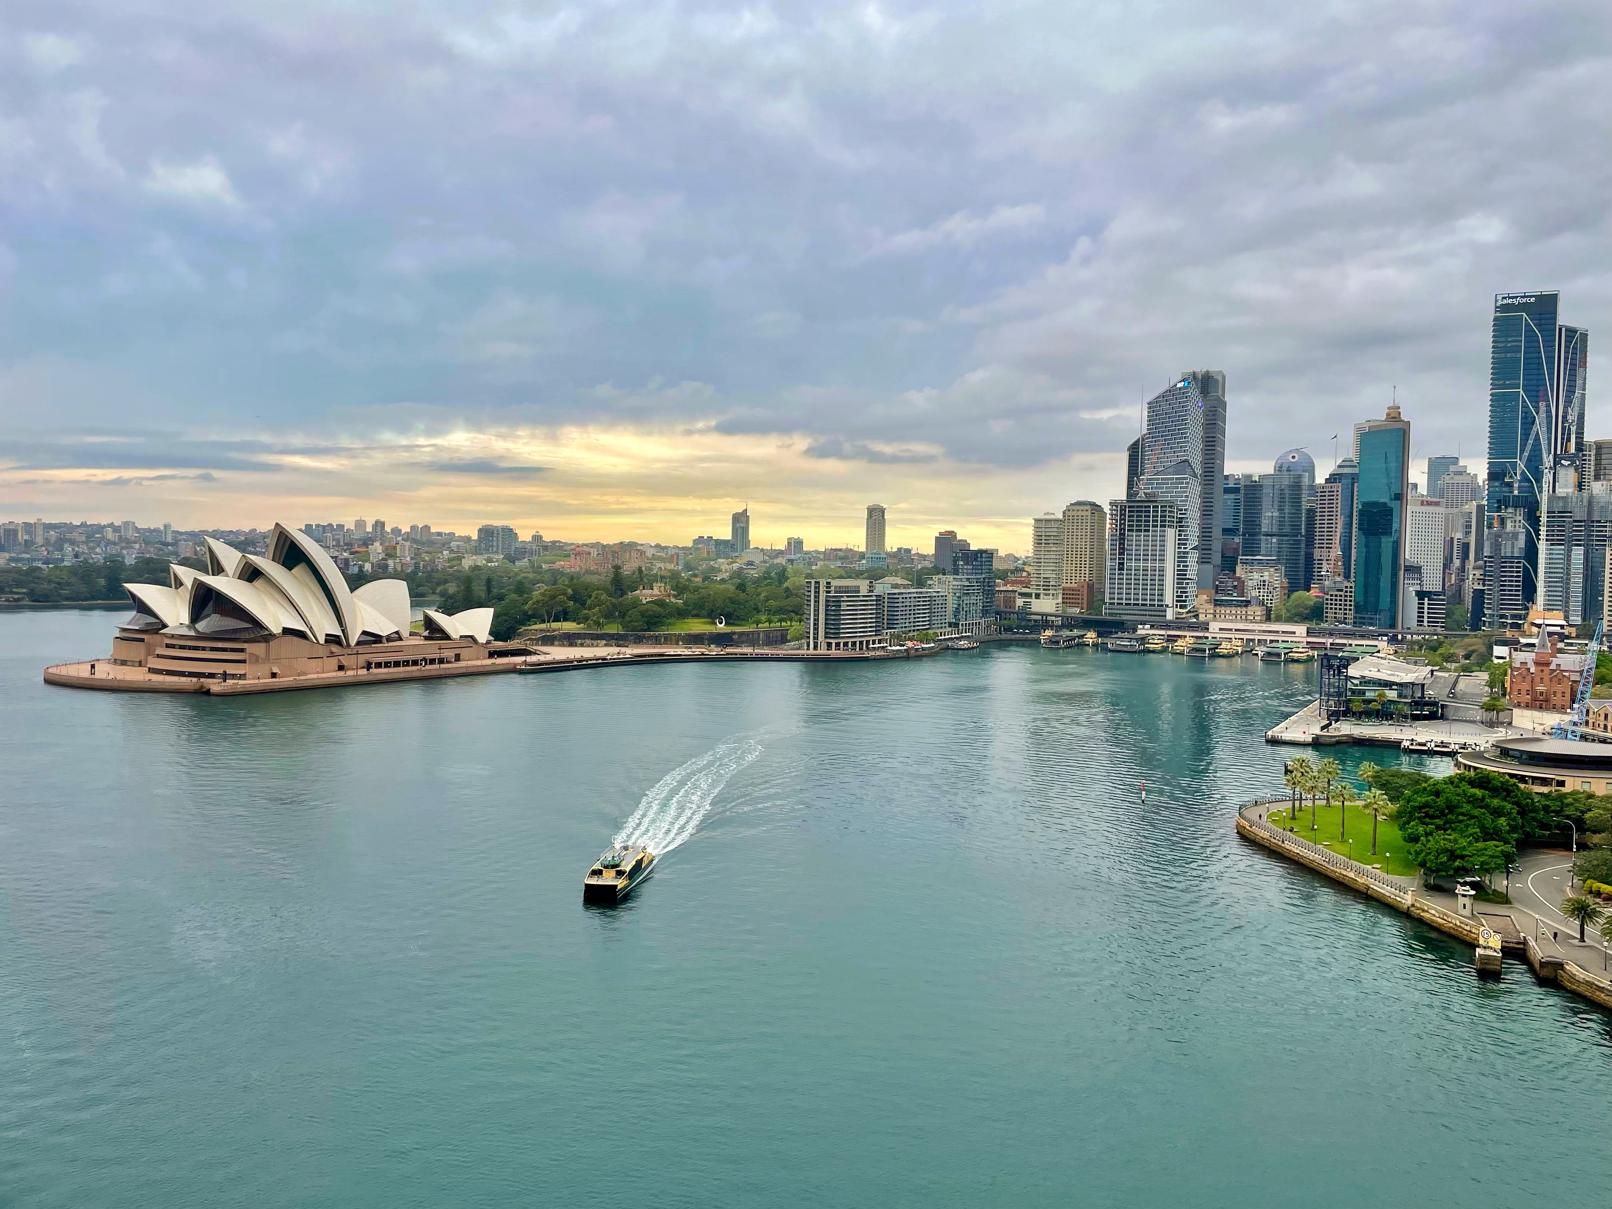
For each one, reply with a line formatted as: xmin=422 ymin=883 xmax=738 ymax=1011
xmin=1394 ymin=772 xmax=1523 ymax=881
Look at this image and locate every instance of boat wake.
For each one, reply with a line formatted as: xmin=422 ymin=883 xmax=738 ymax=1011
xmin=613 ymin=739 xmax=763 ymax=855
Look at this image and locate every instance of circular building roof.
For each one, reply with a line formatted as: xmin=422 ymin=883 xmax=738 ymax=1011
xmin=1274 ymin=448 xmax=1316 ymax=476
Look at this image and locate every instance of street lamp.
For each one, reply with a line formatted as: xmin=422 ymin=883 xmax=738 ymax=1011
xmin=1554 ymin=818 xmax=1579 ymax=888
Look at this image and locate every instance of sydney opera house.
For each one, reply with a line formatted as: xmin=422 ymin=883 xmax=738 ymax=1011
xmin=46 ymin=522 xmax=530 ymax=694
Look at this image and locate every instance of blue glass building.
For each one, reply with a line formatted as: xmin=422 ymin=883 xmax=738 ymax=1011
xmin=1484 ymin=291 xmax=1590 ymax=626
xmin=1353 ymin=404 xmax=1410 ymax=629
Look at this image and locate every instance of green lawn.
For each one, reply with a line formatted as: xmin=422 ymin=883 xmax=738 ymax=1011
xmin=1266 ymin=799 xmax=1417 ymax=877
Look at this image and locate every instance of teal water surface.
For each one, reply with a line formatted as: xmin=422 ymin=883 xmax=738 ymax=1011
xmin=2 ymin=612 xmax=1608 ymax=1207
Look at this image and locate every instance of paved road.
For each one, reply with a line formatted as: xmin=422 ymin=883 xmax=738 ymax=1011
xmin=1505 ymin=849 xmax=1612 ymax=972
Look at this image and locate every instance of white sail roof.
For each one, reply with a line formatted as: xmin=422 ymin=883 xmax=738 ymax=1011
xmin=123 ymin=581 xmax=188 ymax=629
xmin=124 ymin=521 xmax=494 ymax=648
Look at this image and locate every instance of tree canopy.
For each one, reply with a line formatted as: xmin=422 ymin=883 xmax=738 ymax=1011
xmin=1393 ymin=772 xmax=1522 ymax=878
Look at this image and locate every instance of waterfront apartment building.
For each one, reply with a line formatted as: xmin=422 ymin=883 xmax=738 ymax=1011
xmin=1354 ymin=402 xmax=1411 ymax=630
xmin=1105 ymin=497 xmax=1179 ymax=621
xmin=1060 ymin=501 xmax=1106 ymax=612
xmin=803 ymin=578 xmax=951 ymax=651
xmin=950 ymin=547 xmax=997 ymax=630
xmin=865 ymin=504 xmax=887 ymax=556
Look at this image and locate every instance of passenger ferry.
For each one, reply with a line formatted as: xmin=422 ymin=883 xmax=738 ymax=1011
xmin=1105 ymin=635 xmax=1144 ymax=653
xmin=1284 ymin=647 xmax=1316 ymax=663
xmin=1216 ymin=640 xmax=1243 ymax=657
xmin=1170 ymin=637 xmax=1194 ymax=655
xmin=1142 ymin=635 xmax=1168 ymax=653
xmin=583 ymin=845 xmax=657 ymax=904
xmin=952 ymin=639 xmax=981 ymax=651
xmin=1079 ymin=630 xmax=1100 ymax=647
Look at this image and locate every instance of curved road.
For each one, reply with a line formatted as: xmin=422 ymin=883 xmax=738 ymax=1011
xmin=1508 ymin=850 xmax=1611 ymax=970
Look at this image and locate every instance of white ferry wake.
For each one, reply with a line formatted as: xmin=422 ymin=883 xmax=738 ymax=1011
xmin=613 ymin=739 xmax=764 ymax=855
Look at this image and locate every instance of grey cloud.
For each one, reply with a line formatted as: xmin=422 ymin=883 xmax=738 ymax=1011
xmin=426 ymin=459 xmax=549 ymax=478
xmin=0 ymin=0 xmax=1608 ymax=479
xmin=98 ymin=471 xmax=218 ymax=486
xmin=802 ymin=437 xmax=938 ymax=465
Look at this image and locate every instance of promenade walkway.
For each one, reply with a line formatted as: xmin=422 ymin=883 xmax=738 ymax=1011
xmin=1238 ymin=796 xmax=1612 ymax=1010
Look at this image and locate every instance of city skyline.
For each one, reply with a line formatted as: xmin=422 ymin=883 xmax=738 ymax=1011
xmin=4 ymin=4 xmax=1608 ymax=549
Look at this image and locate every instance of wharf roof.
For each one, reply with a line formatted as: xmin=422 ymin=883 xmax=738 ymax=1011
xmin=1346 ymin=655 xmax=1435 ymax=686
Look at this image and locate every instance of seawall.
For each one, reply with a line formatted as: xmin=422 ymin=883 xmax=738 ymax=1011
xmin=1237 ymin=798 xmax=1612 ymax=1013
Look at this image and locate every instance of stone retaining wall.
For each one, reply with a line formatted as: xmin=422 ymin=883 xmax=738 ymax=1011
xmin=1239 ymin=798 xmax=1612 ymax=1013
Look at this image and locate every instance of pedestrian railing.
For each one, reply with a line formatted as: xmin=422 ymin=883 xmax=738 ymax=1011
xmin=1241 ymin=797 xmax=1408 ymax=892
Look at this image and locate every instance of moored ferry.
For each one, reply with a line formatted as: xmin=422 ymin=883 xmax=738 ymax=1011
xmin=1170 ymin=637 xmax=1194 ymax=655
xmin=1106 ymin=635 xmax=1144 ymax=652
xmin=1216 ymin=640 xmax=1243 ymax=657
xmin=1079 ymin=630 xmax=1100 ymax=647
xmin=1284 ymin=647 xmax=1316 ymax=663
xmin=1142 ymin=635 xmax=1168 ymax=653
xmin=583 ymin=845 xmax=656 ymax=904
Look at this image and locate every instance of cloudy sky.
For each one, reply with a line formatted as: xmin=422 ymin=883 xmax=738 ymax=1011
xmin=3 ymin=1 xmax=1610 ymax=551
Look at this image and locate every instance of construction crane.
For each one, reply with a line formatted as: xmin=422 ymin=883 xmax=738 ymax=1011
xmin=1552 ymin=619 xmax=1603 ymax=741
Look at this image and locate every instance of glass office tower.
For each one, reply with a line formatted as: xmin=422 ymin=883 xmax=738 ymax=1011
xmin=1353 ymin=403 xmax=1411 ymax=629
xmin=1484 ymin=291 xmax=1590 ymax=625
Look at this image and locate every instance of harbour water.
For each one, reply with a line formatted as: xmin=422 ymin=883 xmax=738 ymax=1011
xmin=3 ymin=610 xmax=1609 ymax=1207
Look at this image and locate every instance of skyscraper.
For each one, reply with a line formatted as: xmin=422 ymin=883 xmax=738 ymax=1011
xmin=1137 ymin=374 xmax=1206 ymax=613
xmin=865 ymin=504 xmax=886 ymax=556
xmin=1354 ymin=402 xmax=1411 ymax=629
xmin=731 ymin=508 xmax=750 ymax=553
xmin=1426 ymin=455 xmax=1460 ymax=499
xmin=1437 ymin=467 xmax=1482 ymax=512
xmin=1484 ymin=291 xmax=1590 ymax=625
xmin=1030 ymin=513 xmax=1064 ymax=614
xmin=1220 ymin=476 xmax=1244 ymax=574
xmin=950 ymin=546 xmax=997 ymax=630
xmin=932 ymin=531 xmax=961 ymax=573
xmin=1124 ymin=434 xmax=1146 ymax=499
xmin=1191 ymin=370 xmax=1228 ymax=590
xmin=1273 ymin=448 xmax=1316 ymax=493
xmin=1322 ymin=456 xmax=1358 ymax=579
xmin=1405 ymin=497 xmax=1448 ymax=593
xmin=1106 ymin=497 xmax=1179 ymax=621
xmin=1060 ymin=500 xmax=1107 ymax=612
xmin=1258 ymin=471 xmax=1309 ymax=593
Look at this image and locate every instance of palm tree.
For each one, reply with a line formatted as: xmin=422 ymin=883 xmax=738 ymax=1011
xmin=1359 ymin=788 xmax=1394 ymax=856
xmin=1316 ymin=758 xmax=1341 ymax=809
xmin=1282 ymin=758 xmax=1311 ymax=824
xmin=1358 ymin=760 xmax=1379 ymax=792
xmin=1302 ymin=763 xmax=1321 ymax=832
xmin=1560 ymin=893 xmax=1605 ymax=943
xmin=1336 ymin=783 xmax=1356 ymax=845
